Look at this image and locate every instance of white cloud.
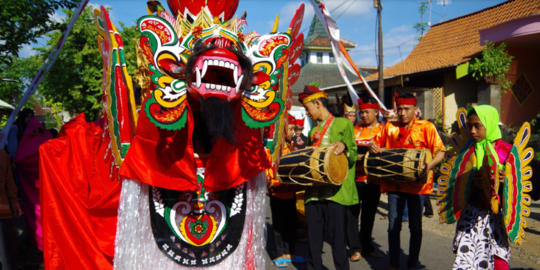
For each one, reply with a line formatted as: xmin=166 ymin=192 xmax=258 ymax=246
xmin=50 ymin=12 xmax=65 ymax=23
xmin=19 ymin=44 xmax=37 ymax=58
xmin=88 ymin=3 xmax=115 ymax=20
xmin=356 ymin=57 xmax=377 ymax=66
xmin=350 ymin=25 xmax=419 ymax=67
xmin=269 ymin=1 xmax=372 ymax=32
xmin=267 ymin=2 xmax=315 ymax=32
xmin=322 ymin=0 xmax=371 ymax=17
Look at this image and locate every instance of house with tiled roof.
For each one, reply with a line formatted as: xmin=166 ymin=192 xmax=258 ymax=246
xmin=322 ymin=0 xmax=540 ymax=130
xmin=290 ymin=16 xmax=371 ymax=108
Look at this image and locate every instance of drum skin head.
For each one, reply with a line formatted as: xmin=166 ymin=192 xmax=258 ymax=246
xmin=325 ymin=149 xmax=349 ymax=185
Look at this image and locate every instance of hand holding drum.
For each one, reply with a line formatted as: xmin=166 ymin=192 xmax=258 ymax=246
xmin=330 ymin=141 xmax=346 ymax=155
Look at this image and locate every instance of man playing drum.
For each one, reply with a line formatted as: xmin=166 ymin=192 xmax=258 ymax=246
xmin=345 ymin=97 xmax=384 ymax=261
xmin=299 ymin=86 xmax=358 ymax=270
xmin=368 ymin=93 xmax=445 ymax=270
xmin=268 ymin=114 xmax=307 ymax=267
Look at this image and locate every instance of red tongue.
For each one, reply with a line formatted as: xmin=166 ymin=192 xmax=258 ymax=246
xmin=200 ymin=48 xmax=239 ymax=61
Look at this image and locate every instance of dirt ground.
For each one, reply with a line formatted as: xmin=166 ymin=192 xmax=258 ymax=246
xmin=377 ymin=193 xmax=540 ymax=268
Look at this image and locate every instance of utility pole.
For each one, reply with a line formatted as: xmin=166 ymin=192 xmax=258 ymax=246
xmin=376 ymin=0 xmax=384 ymax=104
xmin=428 ymin=0 xmax=432 ymax=26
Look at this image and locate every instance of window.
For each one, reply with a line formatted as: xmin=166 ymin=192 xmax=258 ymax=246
xmin=316 ymin=52 xmax=323 ymax=63
xmin=329 ymin=53 xmax=335 ymax=63
xmin=511 ymin=73 xmax=535 ymax=106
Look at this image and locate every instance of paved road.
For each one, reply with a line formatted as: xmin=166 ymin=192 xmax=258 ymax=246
xmin=264 ymin=194 xmax=538 ymax=270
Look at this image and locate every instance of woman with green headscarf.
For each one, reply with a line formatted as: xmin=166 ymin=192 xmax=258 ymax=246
xmin=452 ymin=105 xmax=512 ymax=270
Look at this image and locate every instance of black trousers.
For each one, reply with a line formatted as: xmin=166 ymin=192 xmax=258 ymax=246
xmin=345 ymin=182 xmax=382 ymax=255
xmin=359 ymin=182 xmax=382 ymax=254
xmin=306 ymin=200 xmax=349 ymax=270
xmin=345 ymin=184 xmax=361 ymax=254
xmin=269 ymin=195 xmax=297 ymax=258
xmin=0 ymin=218 xmax=16 ymax=270
xmin=423 ymin=194 xmax=433 ymax=216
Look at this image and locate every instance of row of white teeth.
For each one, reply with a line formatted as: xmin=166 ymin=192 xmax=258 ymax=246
xmin=193 ymin=59 xmax=243 ymax=93
xmin=204 ymin=83 xmax=232 ymax=92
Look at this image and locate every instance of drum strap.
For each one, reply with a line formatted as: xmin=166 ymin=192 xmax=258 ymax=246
xmin=312 ymin=115 xmax=334 ymax=147
xmin=355 ymin=123 xmax=380 ymax=141
xmin=397 ymin=119 xmax=415 ymax=147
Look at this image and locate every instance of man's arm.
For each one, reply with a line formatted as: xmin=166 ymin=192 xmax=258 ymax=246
xmin=330 ymin=120 xmax=357 ymax=163
xmin=369 ymin=123 xmax=386 ymax=154
xmin=418 ymin=150 xmax=445 ymax=183
xmin=418 ymin=123 xmax=446 ymax=183
xmin=4 ymin=151 xmax=21 ymax=217
xmin=341 ymin=120 xmax=357 ymax=165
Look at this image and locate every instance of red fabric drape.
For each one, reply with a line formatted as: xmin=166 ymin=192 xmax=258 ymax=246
xmin=120 ymin=101 xmax=270 ymax=192
xmin=40 ymin=114 xmax=120 ymax=270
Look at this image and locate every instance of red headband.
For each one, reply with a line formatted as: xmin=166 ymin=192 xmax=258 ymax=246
xmin=394 ymin=93 xmax=417 ymax=106
xmin=287 ymin=114 xmax=296 ymax=124
xmin=295 ymin=118 xmax=305 ymax=127
xmin=358 ymin=99 xmax=380 ymax=110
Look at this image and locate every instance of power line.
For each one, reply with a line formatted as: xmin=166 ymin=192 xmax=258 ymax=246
xmin=349 ymin=35 xmax=419 ymax=53
xmin=298 ymin=0 xmax=352 ymax=35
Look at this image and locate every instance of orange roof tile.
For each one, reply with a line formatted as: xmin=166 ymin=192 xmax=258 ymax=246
xmin=364 ymin=0 xmax=540 ymax=81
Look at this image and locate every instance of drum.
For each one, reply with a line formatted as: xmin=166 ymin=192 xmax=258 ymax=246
xmin=278 ymin=147 xmax=349 ymax=186
xmin=356 ymin=146 xmax=369 ymax=175
xmin=363 ymin=148 xmax=432 ymax=182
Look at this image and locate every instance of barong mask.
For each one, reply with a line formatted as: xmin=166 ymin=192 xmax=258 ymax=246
xmin=134 ymin=0 xmax=304 ymax=132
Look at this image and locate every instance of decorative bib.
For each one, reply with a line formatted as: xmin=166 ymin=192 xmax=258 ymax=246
xmin=149 ymin=170 xmax=247 ymax=267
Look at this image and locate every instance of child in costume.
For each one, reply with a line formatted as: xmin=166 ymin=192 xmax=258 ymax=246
xmin=293 ymin=118 xmax=308 ymax=150
xmin=452 ymin=106 xmax=511 ymax=270
xmin=268 ymin=114 xmax=307 ymax=267
xmin=437 ymin=105 xmax=534 ymax=270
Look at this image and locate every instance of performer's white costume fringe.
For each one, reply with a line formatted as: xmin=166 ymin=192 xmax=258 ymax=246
xmin=114 ymin=172 xmax=267 ymax=270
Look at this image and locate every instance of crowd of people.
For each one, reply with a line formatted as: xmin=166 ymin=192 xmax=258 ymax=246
xmin=0 ymin=109 xmax=57 ymax=270
xmin=268 ymin=86 xmax=518 ymax=270
xmin=0 ymin=86 xmax=529 ymax=270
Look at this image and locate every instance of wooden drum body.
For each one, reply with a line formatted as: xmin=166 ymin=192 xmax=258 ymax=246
xmin=364 ymin=148 xmax=432 ymax=182
xmin=355 ymin=146 xmax=369 ymax=175
xmin=278 ymin=147 xmax=349 ymax=186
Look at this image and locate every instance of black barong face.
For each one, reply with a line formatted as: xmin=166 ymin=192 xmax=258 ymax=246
xmin=199 ymin=96 xmax=237 ymax=145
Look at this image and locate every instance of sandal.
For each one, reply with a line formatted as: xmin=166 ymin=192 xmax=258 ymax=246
xmin=285 ymin=256 xmax=308 ymax=263
xmin=273 ymin=258 xmax=288 ymax=268
xmin=350 ymin=252 xmax=362 ymax=262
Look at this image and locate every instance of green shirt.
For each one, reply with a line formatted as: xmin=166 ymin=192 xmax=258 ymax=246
xmin=305 ymin=116 xmax=359 ymax=206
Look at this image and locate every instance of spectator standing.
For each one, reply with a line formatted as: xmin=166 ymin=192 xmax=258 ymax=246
xmin=14 ymin=117 xmax=52 ymax=250
xmin=0 ymin=149 xmax=22 ymax=270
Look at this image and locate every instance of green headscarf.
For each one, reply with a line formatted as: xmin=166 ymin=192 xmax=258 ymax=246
xmin=466 ymin=105 xmax=501 ymax=169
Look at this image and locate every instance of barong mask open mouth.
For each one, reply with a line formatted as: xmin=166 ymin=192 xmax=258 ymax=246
xmin=186 ymin=38 xmax=252 ymax=101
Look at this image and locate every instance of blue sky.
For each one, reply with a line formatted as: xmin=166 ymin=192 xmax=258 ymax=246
xmin=20 ymin=0 xmax=506 ymax=67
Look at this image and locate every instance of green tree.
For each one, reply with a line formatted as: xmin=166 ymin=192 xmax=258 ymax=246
xmin=0 ymin=0 xmax=80 ymax=70
xmin=36 ymin=6 xmax=139 ymax=121
xmin=413 ymin=1 xmax=429 ymax=41
xmin=0 ymin=56 xmax=42 ymax=106
xmin=470 ymin=41 xmax=514 ymax=90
